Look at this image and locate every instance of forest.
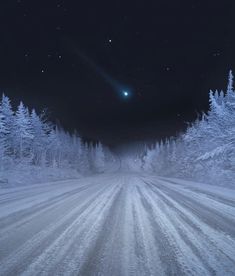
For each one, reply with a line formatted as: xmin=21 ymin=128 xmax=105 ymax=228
xmin=141 ymin=71 xmax=235 ymax=186
xmin=1 ymin=72 xmax=235 ymax=187
xmin=0 ymin=96 xmax=112 ymax=185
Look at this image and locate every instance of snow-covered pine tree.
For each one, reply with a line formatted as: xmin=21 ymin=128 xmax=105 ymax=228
xmin=225 ymin=70 xmax=235 ymax=110
xmin=80 ymin=143 xmax=90 ymax=173
xmin=14 ymin=101 xmax=34 ymax=161
xmin=0 ymin=93 xmax=114 ymax=182
xmin=93 ymin=142 xmax=105 ymax=173
xmin=143 ymin=146 xmax=156 ymax=172
xmin=0 ymin=112 xmax=8 ymax=169
xmin=30 ymin=109 xmax=47 ymax=166
xmin=0 ymin=94 xmax=14 ymax=156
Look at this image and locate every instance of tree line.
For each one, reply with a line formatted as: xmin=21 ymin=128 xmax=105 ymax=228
xmin=0 ymin=95 xmax=109 ymax=174
xmin=141 ymin=71 xmax=235 ymax=185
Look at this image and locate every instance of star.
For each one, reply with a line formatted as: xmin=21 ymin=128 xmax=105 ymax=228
xmin=108 ymin=39 xmax=112 ymax=43
xmin=123 ymin=91 xmax=129 ymax=97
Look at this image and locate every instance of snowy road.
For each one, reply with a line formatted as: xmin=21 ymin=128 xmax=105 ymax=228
xmin=0 ymin=173 xmax=235 ymax=275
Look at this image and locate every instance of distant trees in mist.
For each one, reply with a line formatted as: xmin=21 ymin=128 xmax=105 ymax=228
xmin=142 ymin=71 xmax=235 ymax=185
xmin=0 ymin=94 xmax=111 ymax=181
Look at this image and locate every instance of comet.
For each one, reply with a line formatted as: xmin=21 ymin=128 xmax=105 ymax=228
xmin=64 ymin=38 xmax=132 ymax=99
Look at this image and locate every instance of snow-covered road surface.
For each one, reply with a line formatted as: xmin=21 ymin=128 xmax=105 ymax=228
xmin=0 ymin=173 xmax=235 ymax=275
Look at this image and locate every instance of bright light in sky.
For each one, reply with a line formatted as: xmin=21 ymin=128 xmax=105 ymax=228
xmin=123 ymin=91 xmax=129 ymax=97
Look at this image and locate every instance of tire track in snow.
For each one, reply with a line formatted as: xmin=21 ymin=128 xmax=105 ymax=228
xmin=0 ymin=174 xmax=235 ymax=275
xmin=135 ymin=185 xmax=184 ymax=275
xmin=21 ymin=181 xmax=122 ymax=275
xmin=0 ymin=181 xmax=115 ymax=275
xmin=0 ymin=182 xmax=101 ymax=237
xmin=142 ymin=178 xmax=235 ymax=275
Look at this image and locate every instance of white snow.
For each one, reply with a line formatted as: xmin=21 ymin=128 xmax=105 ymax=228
xmin=0 ymin=173 xmax=235 ymax=275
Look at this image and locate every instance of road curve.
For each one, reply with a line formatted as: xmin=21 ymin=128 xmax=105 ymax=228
xmin=0 ymin=173 xmax=235 ymax=275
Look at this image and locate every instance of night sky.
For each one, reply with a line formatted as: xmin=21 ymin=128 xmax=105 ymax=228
xmin=1 ymin=1 xmax=235 ymax=147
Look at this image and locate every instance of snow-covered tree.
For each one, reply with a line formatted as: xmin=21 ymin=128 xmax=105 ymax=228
xmin=0 ymin=94 xmax=14 ymax=156
xmin=30 ymin=109 xmax=47 ymax=166
xmin=93 ymin=142 xmax=105 ymax=172
xmin=139 ymin=71 xmax=235 ymax=185
xmin=14 ymin=101 xmax=33 ymax=161
xmin=0 ymin=113 xmax=7 ymax=169
xmin=0 ymin=93 xmax=112 ymax=183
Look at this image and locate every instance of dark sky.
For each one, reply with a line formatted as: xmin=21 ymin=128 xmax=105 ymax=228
xmin=0 ymin=0 xmax=235 ymax=147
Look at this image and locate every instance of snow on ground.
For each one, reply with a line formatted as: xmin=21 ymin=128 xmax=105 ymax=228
xmin=0 ymin=173 xmax=235 ymax=275
xmin=0 ymin=166 xmax=81 ymax=188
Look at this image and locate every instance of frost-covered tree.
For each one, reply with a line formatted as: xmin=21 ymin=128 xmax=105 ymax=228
xmin=30 ymin=109 xmax=47 ymax=166
xmin=93 ymin=142 xmax=105 ymax=172
xmin=0 ymin=94 xmax=14 ymax=156
xmin=225 ymin=70 xmax=235 ymax=110
xmin=143 ymin=146 xmax=157 ymax=172
xmin=140 ymin=71 xmax=235 ymax=186
xmin=79 ymin=143 xmax=91 ymax=173
xmin=0 ymin=94 xmax=112 ymax=183
xmin=0 ymin=113 xmax=7 ymax=169
xmin=14 ymin=101 xmax=33 ymax=161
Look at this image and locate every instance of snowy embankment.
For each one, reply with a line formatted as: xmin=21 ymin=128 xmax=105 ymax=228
xmin=0 ymin=157 xmax=118 ymax=188
xmin=0 ymin=173 xmax=235 ymax=275
xmin=0 ymin=166 xmax=81 ymax=188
